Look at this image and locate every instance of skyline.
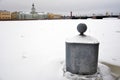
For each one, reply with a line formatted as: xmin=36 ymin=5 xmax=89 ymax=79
xmin=0 ymin=0 xmax=120 ymax=16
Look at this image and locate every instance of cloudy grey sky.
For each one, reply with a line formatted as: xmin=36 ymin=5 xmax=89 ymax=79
xmin=0 ymin=0 xmax=120 ymax=15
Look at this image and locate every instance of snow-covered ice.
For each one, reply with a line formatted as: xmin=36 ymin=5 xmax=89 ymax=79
xmin=0 ymin=19 xmax=120 ymax=80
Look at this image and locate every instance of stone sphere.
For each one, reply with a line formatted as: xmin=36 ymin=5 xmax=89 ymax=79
xmin=77 ymin=23 xmax=87 ymax=35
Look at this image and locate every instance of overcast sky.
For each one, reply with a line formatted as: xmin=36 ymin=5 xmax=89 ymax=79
xmin=0 ymin=0 xmax=120 ymax=15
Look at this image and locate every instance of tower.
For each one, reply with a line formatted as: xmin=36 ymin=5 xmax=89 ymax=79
xmin=70 ymin=11 xmax=72 ymax=18
xmin=31 ymin=3 xmax=36 ymax=14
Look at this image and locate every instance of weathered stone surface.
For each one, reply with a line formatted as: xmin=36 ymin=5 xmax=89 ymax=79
xmin=77 ymin=23 xmax=87 ymax=35
xmin=66 ymin=23 xmax=99 ymax=75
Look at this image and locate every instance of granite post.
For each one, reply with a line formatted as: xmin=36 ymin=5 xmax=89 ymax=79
xmin=66 ymin=23 xmax=99 ymax=75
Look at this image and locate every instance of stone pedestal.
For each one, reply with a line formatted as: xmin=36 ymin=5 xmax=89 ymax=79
xmin=66 ymin=23 xmax=99 ymax=75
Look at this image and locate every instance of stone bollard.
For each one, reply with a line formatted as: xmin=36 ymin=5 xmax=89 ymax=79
xmin=66 ymin=23 xmax=99 ymax=75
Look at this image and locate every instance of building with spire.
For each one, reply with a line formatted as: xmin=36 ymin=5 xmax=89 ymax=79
xmin=11 ymin=3 xmax=62 ymax=20
xmin=31 ymin=3 xmax=37 ymax=14
xmin=16 ymin=3 xmax=48 ymax=20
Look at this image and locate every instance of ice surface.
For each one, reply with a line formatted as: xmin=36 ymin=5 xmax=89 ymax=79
xmin=0 ymin=19 xmax=120 ymax=80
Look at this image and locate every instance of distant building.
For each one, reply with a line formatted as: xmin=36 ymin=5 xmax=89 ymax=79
xmin=0 ymin=10 xmax=11 ymax=20
xmin=17 ymin=3 xmax=48 ymax=20
xmin=18 ymin=12 xmax=36 ymax=20
xmin=48 ymin=13 xmax=62 ymax=19
xmin=0 ymin=3 xmax=63 ymax=20
xmin=106 ymin=12 xmax=110 ymax=16
xmin=119 ymin=13 xmax=120 ymax=19
xmin=70 ymin=11 xmax=72 ymax=18
xmin=31 ymin=3 xmax=37 ymax=14
xmin=11 ymin=12 xmax=19 ymax=20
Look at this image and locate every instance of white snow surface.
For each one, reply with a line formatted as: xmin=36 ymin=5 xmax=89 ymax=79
xmin=0 ymin=19 xmax=120 ymax=80
xmin=66 ymin=35 xmax=99 ymax=44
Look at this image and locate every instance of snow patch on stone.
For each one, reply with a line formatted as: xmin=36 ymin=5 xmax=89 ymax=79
xmin=66 ymin=35 xmax=99 ymax=44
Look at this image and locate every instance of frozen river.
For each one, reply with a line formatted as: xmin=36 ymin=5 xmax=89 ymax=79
xmin=0 ymin=19 xmax=120 ymax=80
